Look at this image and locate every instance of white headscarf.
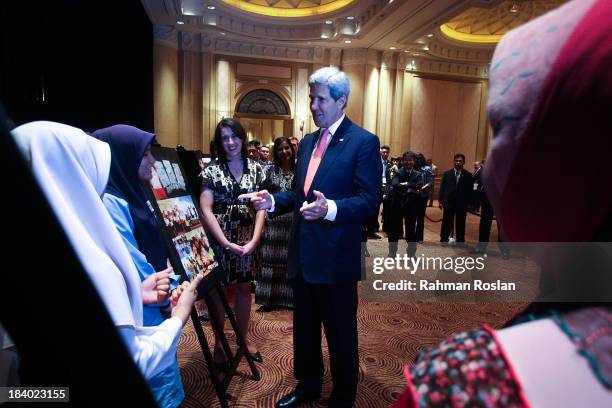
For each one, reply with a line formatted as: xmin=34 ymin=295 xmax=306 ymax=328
xmin=12 ymin=121 xmax=143 ymax=327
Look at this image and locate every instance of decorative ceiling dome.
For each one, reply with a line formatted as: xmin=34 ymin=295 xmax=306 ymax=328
xmin=440 ymin=0 xmax=564 ymax=44
xmin=220 ymin=0 xmax=355 ymax=17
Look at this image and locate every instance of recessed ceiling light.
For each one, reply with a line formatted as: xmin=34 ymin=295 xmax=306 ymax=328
xmin=423 ymin=46 xmax=429 ymax=51
xmin=346 ymin=16 xmax=355 ymax=20
xmin=220 ymin=32 xmax=226 ymax=35
xmin=325 ymin=20 xmax=333 ymax=25
xmin=389 ymin=0 xmax=394 ymax=3
xmin=207 ymin=5 xmax=216 ymax=10
xmin=177 ymin=21 xmax=185 ymax=25
xmin=344 ymin=39 xmax=352 ymax=44
xmin=404 ymin=50 xmax=409 ymax=53
xmin=389 ymin=46 xmax=396 ymax=50
xmin=427 ymin=33 xmax=433 ymax=38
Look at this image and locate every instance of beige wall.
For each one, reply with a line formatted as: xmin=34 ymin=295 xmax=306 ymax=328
xmin=410 ymin=76 xmax=482 ymax=168
xmin=153 ymin=44 xmax=179 ymax=148
xmin=153 ymin=45 xmax=489 ymax=162
xmin=343 ymin=64 xmax=365 ymax=126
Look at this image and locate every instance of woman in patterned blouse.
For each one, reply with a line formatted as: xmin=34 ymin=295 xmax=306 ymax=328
xmin=255 ymin=136 xmax=296 ymax=310
xmin=200 ymin=118 xmax=266 ymax=368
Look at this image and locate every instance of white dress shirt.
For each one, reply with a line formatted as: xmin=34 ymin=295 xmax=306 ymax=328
xmin=269 ymin=114 xmax=345 ymax=221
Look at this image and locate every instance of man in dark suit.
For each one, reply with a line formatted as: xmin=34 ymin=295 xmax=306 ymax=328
xmin=387 ymin=151 xmax=422 ymax=258
xmin=241 ymin=67 xmax=381 ymax=408
xmin=379 ymin=145 xmax=393 ymax=234
xmin=471 ymin=160 xmax=483 ymax=212
xmin=472 ymin=162 xmax=510 ymax=258
xmin=438 ymin=153 xmax=473 ymax=244
xmin=366 ymin=145 xmax=391 ymax=238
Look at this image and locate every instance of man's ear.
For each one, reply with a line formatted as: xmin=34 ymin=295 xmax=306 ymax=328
xmin=337 ymin=95 xmax=347 ymax=109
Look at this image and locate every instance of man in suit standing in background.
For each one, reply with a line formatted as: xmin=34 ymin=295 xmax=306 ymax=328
xmin=241 ymin=67 xmax=381 ymax=408
xmin=439 ymin=153 xmax=473 ymax=245
xmin=427 ymin=158 xmax=437 ymax=207
xmin=366 ymin=145 xmax=391 ymax=238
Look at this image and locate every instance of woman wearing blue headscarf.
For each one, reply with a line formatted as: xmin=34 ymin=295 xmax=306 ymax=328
xmin=93 ymin=125 xmax=184 ymax=408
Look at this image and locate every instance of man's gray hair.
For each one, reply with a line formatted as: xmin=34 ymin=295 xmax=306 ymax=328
xmin=309 ymin=67 xmax=350 ymax=106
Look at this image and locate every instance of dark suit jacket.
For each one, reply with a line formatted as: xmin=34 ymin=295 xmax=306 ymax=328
xmin=390 ymin=167 xmax=423 ymax=210
xmin=382 ymin=160 xmax=393 ymax=197
xmin=418 ymin=166 xmax=434 ymax=199
xmin=272 ymin=117 xmax=381 ymax=284
xmin=438 ymin=168 xmax=473 ymax=210
xmin=471 ymin=167 xmax=483 ymax=208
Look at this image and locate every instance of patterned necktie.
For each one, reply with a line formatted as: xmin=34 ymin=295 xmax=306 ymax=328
xmin=303 ymin=128 xmax=330 ymax=195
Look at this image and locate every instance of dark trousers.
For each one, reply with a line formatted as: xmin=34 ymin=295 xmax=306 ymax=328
xmin=366 ymin=193 xmax=383 ymax=235
xmin=388 ymin=197 xmax=418 ymax=255
xmin=415 ymin=196 xmax=428 ymax=242
xmin=478 ymin=197 xmax=495 ymax=243
xmin=477 ymin=196 xmax=509 ymax=253
xmin=440 ymin=207 xmax=467 ymax=242
xmin=292 ymin=273 xmax=359 ymax=406
xmin=381 ymin=195 xmax=391 ymax=233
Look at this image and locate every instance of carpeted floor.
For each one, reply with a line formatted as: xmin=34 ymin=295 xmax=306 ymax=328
xmin=177 ymin=206 xmax=528 ymax=407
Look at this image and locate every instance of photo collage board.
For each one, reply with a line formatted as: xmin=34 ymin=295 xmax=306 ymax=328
xmin=146 ymin=146 xmax=218 ymax=283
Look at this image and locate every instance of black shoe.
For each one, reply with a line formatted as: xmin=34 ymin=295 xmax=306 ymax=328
xmin=501 ymin=251 xmax=511 ymax=260
xmin=471 ymin=246 xmax=486 ymax=254
xmin=275 ymin=391 xmax=319 ymax=408
xmin=257 ymin=305 xmax=274 ymax=312
xmin=249 ymin=351 xmax=263 ymax=363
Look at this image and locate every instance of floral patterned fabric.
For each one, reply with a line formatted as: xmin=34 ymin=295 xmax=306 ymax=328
xmin=255 ymin=165 xmax=294 ymax=307
xmin=394 ymin=325 xmax=528 ymax=408
xmin=201 ymin=158 xmax=265 ymax=285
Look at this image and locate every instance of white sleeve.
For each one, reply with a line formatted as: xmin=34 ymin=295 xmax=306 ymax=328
xmin=266 ymin=195 xmax=276 ymax=213
xmin=324 ymin=199 xmax=337 ymax=221
xmin=118 ymin=317 xmax=183 ymax=379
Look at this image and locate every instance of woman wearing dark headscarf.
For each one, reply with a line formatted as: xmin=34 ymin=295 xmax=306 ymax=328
xmin=392 ymin=0 xmax=612 ymax=406
xmin=93 ymin=125 xmax=184 ymax=408
xmin=12 ymin=121 xmax=201 ymax=408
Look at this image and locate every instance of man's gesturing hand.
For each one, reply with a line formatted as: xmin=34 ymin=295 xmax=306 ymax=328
xmin=238 ymin=190 xmax=273 ymax=211
xmin=300 ymin=190 xmax=328 ymax=220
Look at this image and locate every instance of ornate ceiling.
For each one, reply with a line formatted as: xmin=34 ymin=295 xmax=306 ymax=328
xmin=440 ymin=0 xmax=564 ymax=44
xmin=143 ymin=0 xmax=566 ymax=77
xmin=219 ymin=0 xmax=355 ymax=17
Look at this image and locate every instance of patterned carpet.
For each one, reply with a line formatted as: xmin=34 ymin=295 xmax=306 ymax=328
xmin=177 ymin=207 xmax=528 ymax=407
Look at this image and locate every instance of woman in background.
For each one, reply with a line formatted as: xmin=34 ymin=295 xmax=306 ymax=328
xmin=12 ymin=121 xmax=201 ymax=406
xmin=93 ymin=125 xmax=184 ymax=408
xmin=200 ymin=118 xmax=266 ymax=368
xmin=255 ymin=136 xmax=295 ymax=311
